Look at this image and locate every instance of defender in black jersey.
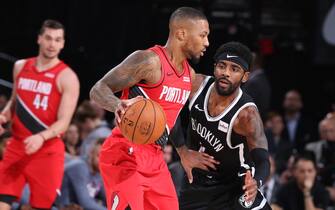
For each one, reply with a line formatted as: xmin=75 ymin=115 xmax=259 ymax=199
xmin=177 ymin=42 xmax=271 ymax=210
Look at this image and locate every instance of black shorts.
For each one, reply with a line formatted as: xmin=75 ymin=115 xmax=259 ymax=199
xmin=179 ymin=175 xmax=271 ymax=210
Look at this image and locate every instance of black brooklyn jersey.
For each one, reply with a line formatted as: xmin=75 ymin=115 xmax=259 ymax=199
xmin=188 ymin=76 xmax=257 ymax=183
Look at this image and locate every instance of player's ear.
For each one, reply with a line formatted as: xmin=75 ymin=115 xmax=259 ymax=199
xmin=176 ymin=28 xmax=186 ymax=42
xmin=241 ymin=71 xmax=249 ymax=83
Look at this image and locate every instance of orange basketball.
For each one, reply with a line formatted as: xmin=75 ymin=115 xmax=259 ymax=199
xmin=120 ymin=98 xmax=166 ymax=144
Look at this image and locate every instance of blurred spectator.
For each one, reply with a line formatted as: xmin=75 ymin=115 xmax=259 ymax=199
xmin=242 ymin=52 xmax=271 ymax=121
xmin=168 ymin=161 xmax=184 ymax=197
xmin=74 ymin=100 xmax=111 ymax=159
xmin=0 ymin=94 xmax=8 ymax=111
xmin=162 ymin=143 xmax=185 ymax=197
xmin=64 ymin=123 xmax=81 ymax=162
xmin=163 ymin=143 xmax=174 ymax=165
xmin=272 ymin=153 xmax=330 ymax=210
xmin=167 ymin=118 xmax=186 ymax=197
xmin=264 ymin=111 xmax=293 ymax=174
xmin=0 ymin=131 xmax=11 ymax=161
xmin=260 ymin=155 xmax=281 ymax=204
xmin=60 ymin=138 xmax=106 ymax=210
xmin=279 ymin=154 xmax=296 ymax=185
xmin=305 ymin=117 xmax=334 ymax=168
xmin=282 ymin=89 xmax=317 ymax=152
xmin=306 ymin=117 xmax=335 ymax=207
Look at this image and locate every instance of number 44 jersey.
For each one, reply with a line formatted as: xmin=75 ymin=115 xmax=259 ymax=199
xmin=12 ymin=57 xmax=67 ymax=141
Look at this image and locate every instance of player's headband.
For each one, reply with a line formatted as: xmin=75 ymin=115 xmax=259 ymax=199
xmin=215 ymin=53 xmax=250 ymax=72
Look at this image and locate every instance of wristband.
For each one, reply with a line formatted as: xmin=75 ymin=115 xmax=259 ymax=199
xmin=250 ymin=148 xmax=270 ymax=188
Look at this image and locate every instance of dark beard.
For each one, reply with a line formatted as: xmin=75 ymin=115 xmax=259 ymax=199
xmin=214 ymin=77 xmax=239 ymax=96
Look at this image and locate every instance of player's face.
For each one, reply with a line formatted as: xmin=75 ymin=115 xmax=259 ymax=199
xmin=214 ymin=60 xmax=248 ymax=96
xmin=184 ymin=19 xmax=209 ymax=63
xmin=38 ymin=28 xmax=65 ymax=59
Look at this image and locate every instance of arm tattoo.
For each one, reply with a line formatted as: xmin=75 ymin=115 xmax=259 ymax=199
xmin=90 ymin=50 xmax=158 ymax=112
xmin=236 ymin=107 xmax=268 ymax=150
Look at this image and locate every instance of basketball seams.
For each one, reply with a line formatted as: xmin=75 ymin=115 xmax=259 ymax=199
xmin=131 ymin=100 xmax=147 ymax=142
xmin=143 ymin=99 xmax=156 ymax=144
xmin=120 ymin=98 xmax=166 ymax=144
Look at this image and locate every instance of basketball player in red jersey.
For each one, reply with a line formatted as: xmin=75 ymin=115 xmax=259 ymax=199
xmin=0 ymin=20 xmax=80 ymax=209
xmin=90 ymin=7 xmax=218 ymax=210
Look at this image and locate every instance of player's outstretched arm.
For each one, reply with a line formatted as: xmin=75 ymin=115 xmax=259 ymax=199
xmin=90 ymin=50 xmax=160 ymax=122
xmin=234 ymin=106 xmax=270 ymax=202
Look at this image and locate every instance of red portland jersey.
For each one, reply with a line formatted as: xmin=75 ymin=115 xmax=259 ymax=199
xmin=12 ymin=57 xmax=68 ymax=141
xmin=121 ymin=45 xmax=192 ymax=130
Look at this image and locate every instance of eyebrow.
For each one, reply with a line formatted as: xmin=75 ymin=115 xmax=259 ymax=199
xmin=231 ymin=64 xmax=242 ymax=69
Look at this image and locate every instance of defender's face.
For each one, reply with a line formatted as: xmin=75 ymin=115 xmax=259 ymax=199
xmin=214 ymin=60 xmax=248 ymax=96
xmin=38 ymin=28 xmax=64 ymax=59
xmin=184 ymin=19 xmax=209 ymax=63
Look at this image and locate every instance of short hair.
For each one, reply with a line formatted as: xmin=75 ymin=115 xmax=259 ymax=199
xmin=169 ymin=7 xmax=207 ymax=25
xmin=265 ymin=111 xmax=281 ymax=122
xmin=39 ymin=19 xmax=65 ymax=36
xmin=293 ymin=151 xmax=317 ymax=169
xmin=214 ymin=42 xmax=253 ymax=71
xmin=74 ymin=100 xmax=100 ymax=123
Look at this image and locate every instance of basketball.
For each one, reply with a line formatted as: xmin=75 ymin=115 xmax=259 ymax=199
xmin=120 ymin=98 xmax=167 ymax=144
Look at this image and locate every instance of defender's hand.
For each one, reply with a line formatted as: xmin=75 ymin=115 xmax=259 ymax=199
xmin=243 ymin=170 xmax=258 ymax=203
xmin=178 ymin=146 xmax=219 ymax=183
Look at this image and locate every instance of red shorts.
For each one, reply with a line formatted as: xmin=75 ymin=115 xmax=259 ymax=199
xmin=100 ymin=128 xmax=178 ymax=210
xmin=0 ymin=138 xmax=64 ymax=208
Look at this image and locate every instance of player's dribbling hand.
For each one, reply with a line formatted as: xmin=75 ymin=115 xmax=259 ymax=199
xmin=178 ymin=146 xmax=220 ymax=183
xmin=243 ymin=170 xmax=257 ymax=203
xmin=115 ymin=96 xmax=143 ymax=125
xmin=24 ymin=134 xmax=45 ymax=155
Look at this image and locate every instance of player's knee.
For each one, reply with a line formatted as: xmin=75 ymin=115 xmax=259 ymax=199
xmin=0 ymin=194 xmax=17 ymax=206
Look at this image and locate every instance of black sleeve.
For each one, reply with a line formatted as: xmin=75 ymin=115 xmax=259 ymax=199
xmin=169 ymin=116 xmax=186 ymax=148
xmin=250 ymin=148 xmax=270 ymax=187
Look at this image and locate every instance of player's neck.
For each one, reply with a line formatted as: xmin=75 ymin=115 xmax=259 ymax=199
xmin=211 ymin=88 xmax=239 ymax=108
xmin=164 ymin=41 xmax=186 ymax=73
xmin=35 ymin=55 xmax=60 ymax=72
